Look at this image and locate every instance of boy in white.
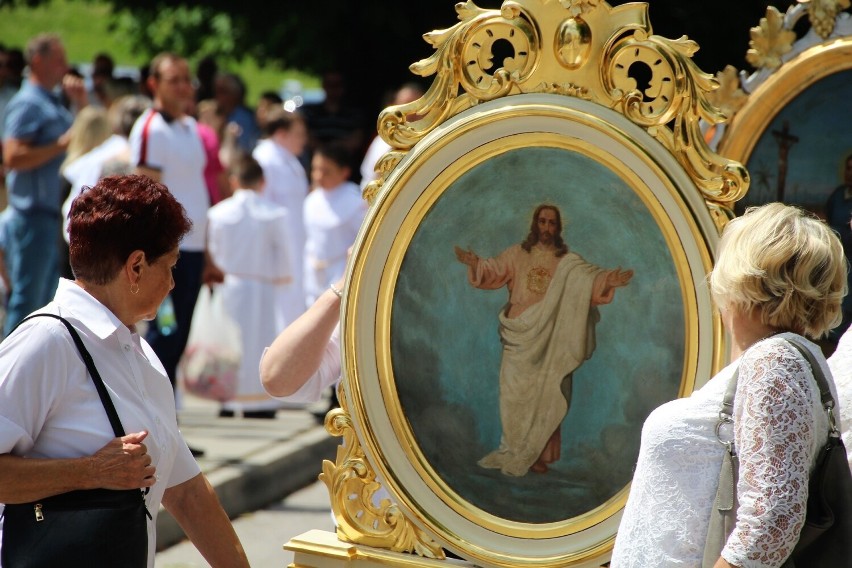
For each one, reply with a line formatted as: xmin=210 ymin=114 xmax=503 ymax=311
xmin=252 ymin=109 xmax=309 ymax=315
xmin=303 ymin=143 xmax=367 ymax=306
xmin=207 ymin=154 xmax=299 ymax=418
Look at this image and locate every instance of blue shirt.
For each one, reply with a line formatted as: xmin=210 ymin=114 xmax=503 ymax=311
xmin=228 ymin=105 xmax=260 ymax=153
xmin=2 ymin=82 xmax=73 ymax=215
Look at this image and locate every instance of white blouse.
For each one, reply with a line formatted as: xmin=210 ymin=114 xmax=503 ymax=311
xmin=827 ymin=327 xmax=852 ymax=473
xmin=611 ymin=334 xmax=832 ymax=567
xmin=0 ymin=279 xmax=201 ymax=568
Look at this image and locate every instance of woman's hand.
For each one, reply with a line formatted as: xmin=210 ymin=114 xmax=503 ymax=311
xmin=89 ymin=430 xmax=156 ymax=490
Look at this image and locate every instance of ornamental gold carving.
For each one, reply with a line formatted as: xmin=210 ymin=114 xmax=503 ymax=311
xmin=706 ymin=65 xmax=748 ymax=120
xmin=319 ymin=385 xmax=445 ymax=559
xmin=705 ymin=1 xmax=851 ymax=143
xmin=746 ymin=6 xmax=796 ymax=69
xmin=802 ymin=0 xmax=851 ymax=39
xmin=363 ymin=0 xmax=748 ymax=229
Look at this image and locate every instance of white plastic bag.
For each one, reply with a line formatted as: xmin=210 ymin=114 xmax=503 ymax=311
xmin=178 ymin=285 xmax=242 ymax=402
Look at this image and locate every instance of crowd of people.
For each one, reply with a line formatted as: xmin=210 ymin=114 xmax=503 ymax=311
xmin=0 ymin=35 xmax=422 ymax=423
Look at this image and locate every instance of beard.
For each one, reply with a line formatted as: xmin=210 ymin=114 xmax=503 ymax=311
xmin=538 ymin=231 xmax=555 ymax=245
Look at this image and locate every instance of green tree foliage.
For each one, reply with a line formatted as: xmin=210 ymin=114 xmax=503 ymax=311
xmin=1 ymin=0 xmax=803 ymax=121
xmin=110 ymin=5 xmax=238 ymax=61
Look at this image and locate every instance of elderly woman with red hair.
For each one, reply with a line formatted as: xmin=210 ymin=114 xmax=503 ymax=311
xmin=0 ymin=175 xmax=248 ymax=567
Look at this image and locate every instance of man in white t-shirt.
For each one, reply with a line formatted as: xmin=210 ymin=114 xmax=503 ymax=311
xmin=129 ymin=53 xmax=221 ymax=455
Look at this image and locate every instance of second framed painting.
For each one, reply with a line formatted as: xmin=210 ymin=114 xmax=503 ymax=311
xmin=341 ymin=93 xmax=722 ymax=567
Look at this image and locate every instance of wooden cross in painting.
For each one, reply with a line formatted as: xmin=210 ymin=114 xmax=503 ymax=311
xmin=772 ymin=121 xmax=799 ymax=203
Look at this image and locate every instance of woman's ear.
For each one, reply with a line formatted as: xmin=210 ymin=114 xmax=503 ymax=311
xmin=126 ymin=250 xmax=147 ymax=284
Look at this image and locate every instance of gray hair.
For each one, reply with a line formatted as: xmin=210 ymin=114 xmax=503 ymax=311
xmin=25 ymin=34 xmax=61 ymax=65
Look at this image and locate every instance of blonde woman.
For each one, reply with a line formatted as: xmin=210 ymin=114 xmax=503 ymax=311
xmin=60 ymin=106 xmax=111 ymax=177
xmin=60 ymin=95 xmax=151 ymax=243
xmin=611 ymin=203 xmax=846 ymax=567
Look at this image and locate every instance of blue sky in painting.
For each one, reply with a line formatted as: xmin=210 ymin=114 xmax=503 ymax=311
xmin=390 ymin=146 xmax=686 ymax=522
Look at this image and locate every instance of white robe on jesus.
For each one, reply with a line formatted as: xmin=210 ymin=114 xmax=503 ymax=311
xmin=472 ymin=247 xmax=607 ymax=476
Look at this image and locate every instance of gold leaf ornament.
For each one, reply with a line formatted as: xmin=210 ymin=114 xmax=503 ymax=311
xmin=706 ymin=65 xmax=748 ymax=120
xmin=607 ymin=31 xmax=749 ymax=214
xmin=746 ymin=6 xmax=796 ymax=69
xmin=802 ymin=0 xmax=851 ymax=39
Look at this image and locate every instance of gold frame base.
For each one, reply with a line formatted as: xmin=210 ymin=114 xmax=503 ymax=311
xmin=285 ymin=530 xmax=474 ymax=568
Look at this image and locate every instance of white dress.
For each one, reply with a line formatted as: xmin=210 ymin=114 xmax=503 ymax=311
xmin=359 ymin=135 xmax=391 ymax=191
xmin=302 ymin=181 xmax=366 ymax=305
xmin=207 ymin=190 xmax=300 ymax=412
xmin=252 ymin=138 xmax=309 ymax=310
xmin=611 ymin=334 xmax=833 ymax=568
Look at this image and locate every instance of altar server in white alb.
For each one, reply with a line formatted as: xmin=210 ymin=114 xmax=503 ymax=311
xmin=252 ymin=108 xmax=309 ymax=315
xmin=207 ymin=154 xmax=300 ymax=418
xmin=303 ymin=142 xmax=367 ymax=306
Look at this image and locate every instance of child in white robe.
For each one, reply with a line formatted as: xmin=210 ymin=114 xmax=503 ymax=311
xmin=303 ymin=142 xmax=367 ymax=306
xmin=207 ymin=154 xmax=300 ymax=418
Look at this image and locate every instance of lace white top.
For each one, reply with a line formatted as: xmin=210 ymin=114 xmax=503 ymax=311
xmin=827 ymin=327 xmax=852 ymax=473
xmin=611 ymin=334 xmax=834 ymax=567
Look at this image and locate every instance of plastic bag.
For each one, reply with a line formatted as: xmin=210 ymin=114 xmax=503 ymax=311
xmin=178 ymin=285 xmax=242 ymax=402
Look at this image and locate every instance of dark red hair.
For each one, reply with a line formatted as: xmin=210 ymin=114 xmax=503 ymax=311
xmin=68 ymin=174 xmax=192 ymax=284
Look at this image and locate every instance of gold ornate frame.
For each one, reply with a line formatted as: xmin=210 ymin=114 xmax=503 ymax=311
xmin=306 ymin=1 xmax=747 ymax=567
xmin=713 ymin=1 xmax=852 ymax=175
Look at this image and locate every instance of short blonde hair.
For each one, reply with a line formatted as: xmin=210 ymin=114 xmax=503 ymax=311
xmin=709 ymin=202 xmax=847 ymax=339
xmin=61 ymin=107 xmax=111 ymax=174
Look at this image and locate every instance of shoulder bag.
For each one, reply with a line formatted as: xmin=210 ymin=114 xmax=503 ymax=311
xmin=702 ymin=336 xmax=852 ymax=568
xmin=1 ymin=314 xmax=150 ymax=568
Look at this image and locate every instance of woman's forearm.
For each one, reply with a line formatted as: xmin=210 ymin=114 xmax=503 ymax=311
xmin=163 ymin=473 xmax=249 ymax=567
xmin=260 ymin=284 xmax=342 ymax=397
xmin=0 ymin=453 xmax=95 ymax=503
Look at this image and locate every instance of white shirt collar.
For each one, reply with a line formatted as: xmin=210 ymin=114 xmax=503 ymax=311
xmin=52 ymin=278 xmax=128 ymax=341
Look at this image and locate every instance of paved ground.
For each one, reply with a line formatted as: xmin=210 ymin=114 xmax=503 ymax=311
xmin=156 ymin=393 xmax=339 ymax=552
xmin=155 ymin=480 xmax=335 ymax=568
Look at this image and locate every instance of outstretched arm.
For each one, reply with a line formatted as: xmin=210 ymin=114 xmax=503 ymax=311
xmin=592 ymin=268 xmax=634 ymax=305
xmin=260 ymin=277 xmax=343 ymax=398
xmin=453 ymin=245 xmax=479 ymax=268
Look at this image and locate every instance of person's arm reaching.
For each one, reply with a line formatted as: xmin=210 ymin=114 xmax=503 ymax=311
xmin=261 ymin=278 xmax=343 ymax=398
